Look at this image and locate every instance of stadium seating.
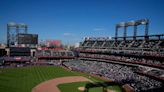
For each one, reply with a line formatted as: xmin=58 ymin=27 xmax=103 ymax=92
xmin=63 ymin=60 xmax=163 ymax=92
xmin=36 ymin=50 xmax=75 ymax=59
xmin=77 ymin=34 xmax=164 ymax=92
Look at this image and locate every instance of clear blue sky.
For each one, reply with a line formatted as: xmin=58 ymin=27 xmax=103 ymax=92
xmin=0 ymin=0 xmax=164 ymax=44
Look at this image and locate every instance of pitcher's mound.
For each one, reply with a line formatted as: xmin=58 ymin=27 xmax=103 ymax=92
xmin=78 ymin=87 xmax=85 ymax=91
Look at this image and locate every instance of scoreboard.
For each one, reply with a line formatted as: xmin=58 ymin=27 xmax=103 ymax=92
xmin=18 ymin=33 xmax=38 ymax=44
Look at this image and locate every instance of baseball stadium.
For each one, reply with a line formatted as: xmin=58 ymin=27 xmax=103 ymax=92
xmin=0 ymin=18 xmax=164 ymax=92
xmin=0 ymin=0 xmax=164 ymax=92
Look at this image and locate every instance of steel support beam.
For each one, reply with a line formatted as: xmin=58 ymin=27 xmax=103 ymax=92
xmin=124 ymin=26 xmax=127 ymax=41
xmin=7 ymin=24 xmax=10 ymax=47
xmin=133 ymin=25 xmax=137 ymax=40
xmin=115 ymin=27 xmax=118 ymax=41
xmin=145 ymin=23 xmax=149 ymax=40
xmin=25 ymin=26 xmax=28 ymax=33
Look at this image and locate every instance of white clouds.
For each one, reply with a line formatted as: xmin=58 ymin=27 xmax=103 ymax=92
xmin=93 ymin=28 xmax=105 ymax=31
xmin=63 ymin=33 xmax=74 ymax=36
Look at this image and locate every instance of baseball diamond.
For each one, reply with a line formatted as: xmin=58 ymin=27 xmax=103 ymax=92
xmin=0 ymin=66 xmax=123 ymax=92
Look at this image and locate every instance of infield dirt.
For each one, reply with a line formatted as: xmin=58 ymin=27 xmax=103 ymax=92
xmin=32 ymin=76 xmax=92 ymax=92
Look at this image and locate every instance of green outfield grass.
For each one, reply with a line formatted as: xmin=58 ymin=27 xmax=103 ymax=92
xmin=0 ymin=66 xmax=122 ymax=92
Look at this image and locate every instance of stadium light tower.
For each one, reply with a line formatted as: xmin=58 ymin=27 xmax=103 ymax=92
xmin=19 ymin=23 xmax=28 ymax=33
xmin=7 ymin=22 xmax=17 ymax=47
xmin=115 ymin=22 xmax=126 ymax=41
xmin=115 ymin=19 xmax=149 ymax=41
xmin=135 ymin=19 xmax=149 ymax=40
xmin=7 ymin=22 xmax=28 ymax=47
xmin=125 ymin=21 xmax=136 ymax=40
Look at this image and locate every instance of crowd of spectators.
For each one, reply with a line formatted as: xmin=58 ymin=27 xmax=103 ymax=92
xmin=81 ymin=39 xmax=164 ymax=49
xmin=2 ymin=56 xmax=31 ymax=62
xmin=36 ymin=50 xmax=74 ymax=57
xmin=35 ymin=60 xmax=62 ymax=66
xmin=79 ymin=53 xmax=164 ymax=68
xmin=79 ymin=48 xmax=164 ymax=58
xmin=63 ymin=60 xmax=163 ymax=92
xmin=137 ymin=67 xmax=164 ymax=78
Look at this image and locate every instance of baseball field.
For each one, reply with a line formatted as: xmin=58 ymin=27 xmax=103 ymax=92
xmin=0 ymin=66 xmax=123 ymax=92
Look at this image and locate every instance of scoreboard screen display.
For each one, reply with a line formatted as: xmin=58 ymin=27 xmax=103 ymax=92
xmin=18 ymin=33 xmax=38 ymax=44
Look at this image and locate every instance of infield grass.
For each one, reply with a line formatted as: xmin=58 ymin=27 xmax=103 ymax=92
xmin=58 ymin=82 xmax=89 ymax=92
xmin=58 ymin=82 xmax=122 ymax=92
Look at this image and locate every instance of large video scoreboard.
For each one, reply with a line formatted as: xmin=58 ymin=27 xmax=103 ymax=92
xmin=18 ymin=33 xmax=38 ymax=44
